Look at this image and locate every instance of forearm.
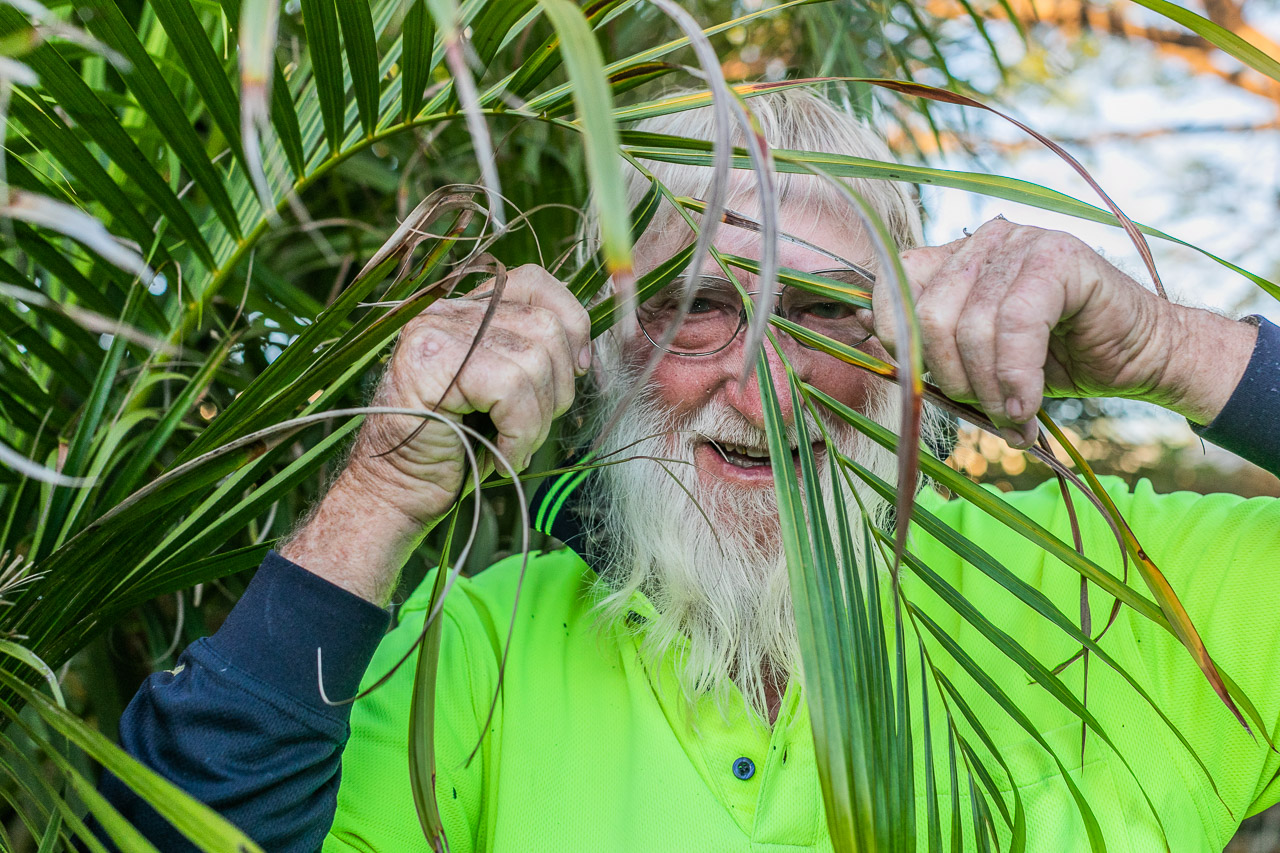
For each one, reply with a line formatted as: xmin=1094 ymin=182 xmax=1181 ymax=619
xmin=1188 ymin=314 xmax=1280 ymax=477
xmin=101 ymin=553 xmax=390 ymax=852
xmin=1151 ymin=303 xmax=1259 ymax=426
xmin=281 ymin=469 xmax=433 ymax=606
xmin=282 ymin=265 xmax=587 ymax=605
xmin=1129 ymin=304 xmax=1280 ymax=476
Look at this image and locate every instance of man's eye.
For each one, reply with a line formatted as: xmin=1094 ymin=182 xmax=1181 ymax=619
xmin=685 ymin=291 xmax=738 ymax=315
xmin=801 ymin=301 xmax=854 ymax=321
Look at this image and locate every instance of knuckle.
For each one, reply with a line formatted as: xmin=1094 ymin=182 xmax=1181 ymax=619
xmin=1039 ymin=229 xmax=1078 ymax=251
xmin=915 ymin=300 xmax=950 ymax=335
xmin=1030 ymin=231 xmax=1081 ymax=266
xmin=513 ymin=262 xmax=547 ymax=278
xmin=403 ymin=316 xmax=443 ymax=342
xmin=511 ymin=263 xmax=557 ymax=292
xmin=999 ymin=291 xmax=1044 ymax=329
xmin=933 ymin=371 xmax=970 ymax=400
xmin=404 ymin=323 xmax=458 ymax=365
xmin=525 ymin=305 xmax=565 ymax=341
xmin=974 ymin=218 xmax=1015 ymax=240
xmin=407 ymin=301 xmax=472 ymax=337
xmin=474 ymin=357 xmax=521 ymax=404
xmin=898 ymin=248 xmax=938 ymax=283
xmin=492 ymin=353 xmax=529 ymax=389
xmin=953 ymin=319 xmax=987 ymax=355
xmin=421 ymin=295 xmax=469 ymax=321
xmin=516 ymin=346 xmax=555 ymax=387
xmin=995 ymin=362 xmax=1036 ymax=386
xmin=400 ymin=312 xmax=438 ymax=341
xmin=480 ymin=324 xmax=530 ymax=356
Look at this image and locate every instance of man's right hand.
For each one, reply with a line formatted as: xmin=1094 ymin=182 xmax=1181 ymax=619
xmin=282 ymin=265 xmax=591 ymax=604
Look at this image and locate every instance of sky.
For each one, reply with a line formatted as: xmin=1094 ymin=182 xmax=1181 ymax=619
xmin=917 ymin=18 xmax=1280 ymax=325
xmin=904 ymin=12 xmax=1280 ymax=449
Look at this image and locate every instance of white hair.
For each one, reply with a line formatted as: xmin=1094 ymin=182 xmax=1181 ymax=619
xmin=581 ymin=86 xmax=924 ymax=269
xmin=572 ymin=86 xmax=947 ymax=722
xmin=586 ymin=86 xmax=928 ymax=402
xmin=578 ymin=367 xmax=902 ymax=722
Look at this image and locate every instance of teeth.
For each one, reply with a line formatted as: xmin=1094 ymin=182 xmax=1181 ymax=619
xmin=709 ymin=441 xmax=775 ymax=468
xmin=722 ymin=442 xmax=769 ymax=459
xmin=707 ymin=438 xmax=823 ymax=469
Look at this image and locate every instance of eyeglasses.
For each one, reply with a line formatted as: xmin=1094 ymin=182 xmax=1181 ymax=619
xmin=636 ymin=268 xmax=876 ymax=357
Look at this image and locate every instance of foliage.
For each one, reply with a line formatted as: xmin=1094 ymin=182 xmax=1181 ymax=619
xmin=0 ymin=0 xmax=1277 ymax=850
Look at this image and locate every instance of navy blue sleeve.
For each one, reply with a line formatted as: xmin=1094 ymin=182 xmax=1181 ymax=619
xmin=100 ymin=551 xmax=390 ymax=852
xmin=1193 ymin=315 xmax=1280 ymax=478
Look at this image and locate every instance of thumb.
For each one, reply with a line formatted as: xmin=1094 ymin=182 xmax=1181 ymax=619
xmin=869 ymin=242 xmax=960 ymax=356
xmin=899 ymin=242 xmax=959 ymax=288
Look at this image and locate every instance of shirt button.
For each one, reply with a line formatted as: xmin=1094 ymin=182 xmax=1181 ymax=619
xmin=732 ymin=757 xmax=756 ymax=780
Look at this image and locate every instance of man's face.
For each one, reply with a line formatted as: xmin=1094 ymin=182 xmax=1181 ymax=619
xmin=623 ymin=205 xmax=889 ymax=498
xmin=585 ymin=204 xmax=896 ymax=716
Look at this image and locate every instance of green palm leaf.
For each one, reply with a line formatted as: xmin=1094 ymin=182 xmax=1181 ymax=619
xmin=2 ymin=0 xmax=1278 ymax=848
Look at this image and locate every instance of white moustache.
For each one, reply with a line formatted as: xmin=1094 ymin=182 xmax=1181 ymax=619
xmin=679 ymin=401 xmax=826 ymax=453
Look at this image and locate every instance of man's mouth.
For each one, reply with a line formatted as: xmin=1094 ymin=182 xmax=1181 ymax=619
xmin=710 ymin=440 xmax=773 ymax=468
xmin=705 ymin=439 xmax=821 ymax=470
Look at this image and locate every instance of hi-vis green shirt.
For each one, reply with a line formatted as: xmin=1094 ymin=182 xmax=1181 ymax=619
xmin=324 ymin=478 xmax=1280 ymax=852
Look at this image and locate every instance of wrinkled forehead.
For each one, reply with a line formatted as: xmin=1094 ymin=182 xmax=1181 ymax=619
xmin=631 ymin=197 xmax=879 ymax=284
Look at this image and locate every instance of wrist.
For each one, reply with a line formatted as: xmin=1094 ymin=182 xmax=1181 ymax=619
xmin=1153 ymin=304 xmax=1258 ymax=425
xmin=280 ymin=470 xmax=432 ymax=605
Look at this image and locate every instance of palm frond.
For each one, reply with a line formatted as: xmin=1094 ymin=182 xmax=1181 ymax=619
xmin=1 ymin=0 xmax=1278 ymax=848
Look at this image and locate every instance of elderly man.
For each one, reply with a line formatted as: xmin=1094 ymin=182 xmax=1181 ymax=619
xmin=105 ymin=91 xmax=1280 ymax=852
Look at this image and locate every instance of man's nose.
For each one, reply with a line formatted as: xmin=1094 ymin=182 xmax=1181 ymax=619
xmin=716 ymin=334 xmax=797 ymax=428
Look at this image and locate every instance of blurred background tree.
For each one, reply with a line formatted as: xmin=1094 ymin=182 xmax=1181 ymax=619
xmin=2 ymin=0 xmax=1279 ymax=848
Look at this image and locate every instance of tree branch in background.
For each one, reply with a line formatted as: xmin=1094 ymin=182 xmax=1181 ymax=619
xmin=925 ymin=0 xmax=1280 ymax=102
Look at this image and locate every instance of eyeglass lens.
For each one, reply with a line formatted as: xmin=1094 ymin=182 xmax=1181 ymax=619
xmin=636 ymin=270 xmax=875 ymax=356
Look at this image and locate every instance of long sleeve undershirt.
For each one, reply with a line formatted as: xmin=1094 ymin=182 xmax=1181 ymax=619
xmin=99 ymin=317 xmax=1280 ymax=853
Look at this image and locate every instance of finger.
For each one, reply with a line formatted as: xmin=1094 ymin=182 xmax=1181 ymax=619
xmin=910 ymin=244 xmax=989 ymax=402
xmin=993 ymin=271 xmax=1063 ymax=444
xmin=965 ymin=222 xmax=1060 ymax=443
xmin=870 ymin=245 xmax=942 ymax=356
xmin=453 ymin=345 xmax=553 ymax=471
xmin=506 ymin=305 xmax=579 ymax=418
xmin=953 ymin=268 xmax=1011 ymax=426
xmin=500 ymin=336 xmax=564 ymax=456
xmin=366 ymin=326 xmax=524 ymax=470
xmin=462 ymin=302 xmax=577 ymax=422
xmin=899 ymin=241 xmax=962 ymax=289
xmin=481 ymin=323 xmax=557 ymax=432
xmin=484 ymin=264 xmax=593 ymax=374
xmin=915 ymin=219 xmax=1028 ymax=405
xmin=407 ymin=318 xmax=552 ymax=432
xmin=420 ymin=300 xmax=577 ymax=437
xmin=542 ymin=320 xmax=579 ymax=418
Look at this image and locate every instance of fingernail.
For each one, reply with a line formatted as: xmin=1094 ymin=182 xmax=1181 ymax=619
xmin=1005 ymin=397 xmax=1025 ymax=421
xmin=577 ymin=345 xmax=592 ymax=373
xmin=1022 ymin=422 xmax=1040 ymax=447
xmin=1000 ymin=427 xmax=1024 ymax=448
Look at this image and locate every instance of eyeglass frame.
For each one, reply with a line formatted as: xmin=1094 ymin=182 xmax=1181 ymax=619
xmin=637 ymin=266 xmax=879 ymax=358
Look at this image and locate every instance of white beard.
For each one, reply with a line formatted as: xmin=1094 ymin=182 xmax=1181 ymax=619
xmin=579 ymin=373 xmax=903 ymax=722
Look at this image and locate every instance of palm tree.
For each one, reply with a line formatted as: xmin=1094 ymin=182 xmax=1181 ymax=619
xmin=0 ymin=0 xmax=1277 ymax=850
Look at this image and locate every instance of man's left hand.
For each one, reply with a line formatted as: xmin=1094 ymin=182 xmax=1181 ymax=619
xmin=865 ymin=218 xmax=1258 ymax=448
